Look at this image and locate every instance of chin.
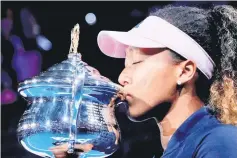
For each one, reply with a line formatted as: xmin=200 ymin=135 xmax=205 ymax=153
xmin=128 ymin=106 xmax=143 ymax=118
xmin=127 ymin=107 xmax=155 ymax=122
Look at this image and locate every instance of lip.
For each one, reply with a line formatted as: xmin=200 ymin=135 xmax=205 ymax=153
xmin=125 ymin=94 xmax=132 ymax=100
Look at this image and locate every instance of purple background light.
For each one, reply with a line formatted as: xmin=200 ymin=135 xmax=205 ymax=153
xmin=1 ymin=88 xmax=17 ymax=105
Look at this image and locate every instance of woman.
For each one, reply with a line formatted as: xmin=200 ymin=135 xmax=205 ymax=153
xmin=51 ymin=4 xmax=237 ymax=158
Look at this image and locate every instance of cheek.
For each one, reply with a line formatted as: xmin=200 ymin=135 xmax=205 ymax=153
xmin=135 ymin=62 xmax=174 ymax=89
xmin=126 ymin=62 xmax=177 ymax=107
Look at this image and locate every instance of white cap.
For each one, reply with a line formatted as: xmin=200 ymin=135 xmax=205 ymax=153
xmin=97 ymin=16 xmax=215 ymax=79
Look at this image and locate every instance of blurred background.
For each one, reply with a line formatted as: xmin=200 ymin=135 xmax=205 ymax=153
xmin=1 ymin=1 xmax=236 ymax=158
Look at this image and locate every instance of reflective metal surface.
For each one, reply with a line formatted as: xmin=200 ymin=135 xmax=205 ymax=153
xmin=17 ymin=24 xmax=122 ymax=158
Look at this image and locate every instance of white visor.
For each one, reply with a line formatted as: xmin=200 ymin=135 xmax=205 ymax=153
xmin=97 ymin=16 xmax=215 ymax=79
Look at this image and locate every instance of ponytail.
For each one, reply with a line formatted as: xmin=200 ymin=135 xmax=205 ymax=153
xmin=209 ymin=5 xmax=237 ymax=125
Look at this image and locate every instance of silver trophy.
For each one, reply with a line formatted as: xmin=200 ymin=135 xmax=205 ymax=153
xmin=17 ymin=24 xmax=123 ymax=158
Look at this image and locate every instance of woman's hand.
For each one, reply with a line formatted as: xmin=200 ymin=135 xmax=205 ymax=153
xmin=49 ymin=143 xmax=93 ymax=158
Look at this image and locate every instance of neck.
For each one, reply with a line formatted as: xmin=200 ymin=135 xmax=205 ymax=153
xmin=158 ymin=91 xmax=204 ymax=150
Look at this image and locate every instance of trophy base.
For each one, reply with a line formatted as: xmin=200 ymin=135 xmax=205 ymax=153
xmin=20 ymin=132 xmax=117 ymax=158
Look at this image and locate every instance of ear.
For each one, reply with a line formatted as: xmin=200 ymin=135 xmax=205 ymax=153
xmin=176 ymin=60 xmax=197 ymax=85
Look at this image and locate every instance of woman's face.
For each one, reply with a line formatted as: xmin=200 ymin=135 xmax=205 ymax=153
xmin=118 ymin=46 xmax=180 ymax=118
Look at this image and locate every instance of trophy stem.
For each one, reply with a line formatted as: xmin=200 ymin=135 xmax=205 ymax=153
xmin=68 ymin=67 xmax=85 ymax=153
xmin=67 ymin=23 xmax=84 ymax=154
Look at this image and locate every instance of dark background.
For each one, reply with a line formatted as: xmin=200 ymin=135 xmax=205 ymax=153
xmin=1 ymin=1 xmax=236 ymax=158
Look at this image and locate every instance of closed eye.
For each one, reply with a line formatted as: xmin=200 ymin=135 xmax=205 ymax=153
xmin=132 ymin=61 xmax=142 ymax=65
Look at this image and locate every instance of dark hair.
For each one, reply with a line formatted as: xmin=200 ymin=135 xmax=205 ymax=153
xmin=149 ymin=5 xmax=237 ymax=125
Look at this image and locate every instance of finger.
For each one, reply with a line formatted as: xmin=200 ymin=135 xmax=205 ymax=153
xmin=49 ymin=144 xmax=68 ymax=151
xmin=54 ymin=154 xmax=67 ymax=158
xmin=50 ymin=146 xmax=68 ymax=157
xmin=50 ymin=149 xmax=66 ymax=154
xmin=74 ymin=143 xmax=93 ymax=152
xmin=51 ymin=150 xmax=67 ymax=158
xmin=50 ymin=143 xmax=93 ymax=155
xmin=53 ymin=153 xmax=66 ymax=158
xmin=111 ymin=126 xmax=120 ymax=145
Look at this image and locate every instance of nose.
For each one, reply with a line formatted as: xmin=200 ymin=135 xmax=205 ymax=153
xmin=118 ymin=68 xmax=131 ymax=86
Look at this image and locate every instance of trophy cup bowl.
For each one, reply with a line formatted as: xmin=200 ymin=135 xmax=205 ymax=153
xmin=17 ymin=24 xmax=122 ymax=158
